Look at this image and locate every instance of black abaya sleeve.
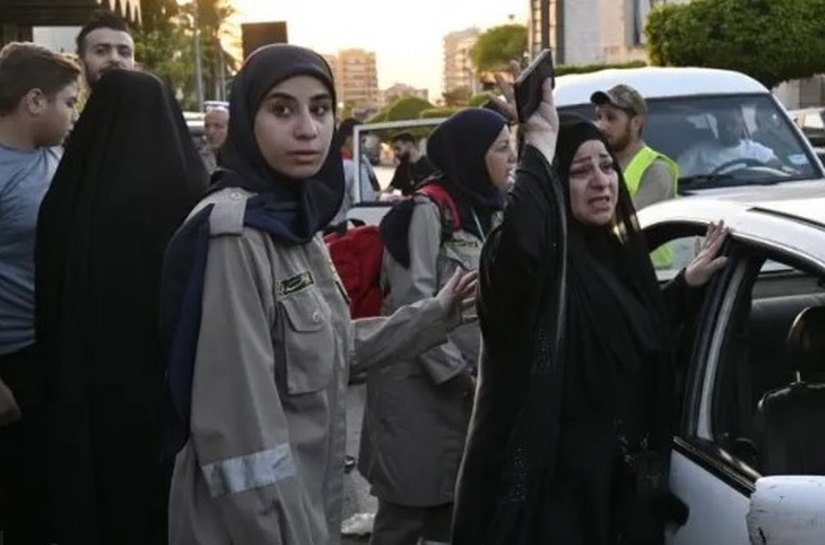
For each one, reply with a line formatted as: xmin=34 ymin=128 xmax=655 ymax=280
xmin=479 ymin=145 xmax=558 ymax=361
xmin=455 ymin=145 xmax=567 ymax=545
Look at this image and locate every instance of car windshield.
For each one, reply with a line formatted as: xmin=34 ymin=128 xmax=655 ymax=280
xmin=560 ymin=94 xmax=821 ymax=191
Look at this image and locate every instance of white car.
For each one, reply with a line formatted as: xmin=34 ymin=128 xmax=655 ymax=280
xmin=641 ymin=194 xmax=825 ymax=544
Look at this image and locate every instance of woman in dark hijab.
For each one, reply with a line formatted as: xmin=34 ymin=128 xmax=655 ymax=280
xmin=452 ymin=82 xmax=728 ymax=545
xmin=361 ymin=108 xmax=515 ymax=545
xmin=159 ymin=44 xmax=477 ymax=545
xmin=34 ymin=69 xmax=207 ymax=545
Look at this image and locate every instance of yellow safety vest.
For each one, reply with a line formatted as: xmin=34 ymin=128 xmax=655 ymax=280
xmin=623 ymin=145 xmax=679 ymax=269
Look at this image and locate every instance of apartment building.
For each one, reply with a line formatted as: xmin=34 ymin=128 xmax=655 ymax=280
xmin=528 ymin=0 xmax=685 ymax=65
xmin=443 ymin=27 xmax=481 ymax=95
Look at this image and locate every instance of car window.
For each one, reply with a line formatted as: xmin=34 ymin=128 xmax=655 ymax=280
xmin=560 ymin=94 xmax=821 ymax=190
xmin=649 ymin=234 xmax=699 ymax=281
xmin=709 ymin=252 xmax=825 ymax=476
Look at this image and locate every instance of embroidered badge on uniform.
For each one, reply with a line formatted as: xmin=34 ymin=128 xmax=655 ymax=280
xmin=279 ymin=272 xmax=315 ymax=296
xmin=448 ymin=239 xmax=481 ymax=249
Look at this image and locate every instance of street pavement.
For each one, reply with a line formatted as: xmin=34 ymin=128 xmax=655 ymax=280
xmin=342 ymin=383 xmax=376 ymax=544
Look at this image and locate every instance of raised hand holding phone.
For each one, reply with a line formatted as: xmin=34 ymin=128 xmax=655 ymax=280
xmin=487 ymin=51 xmax=559 ymax=163
xmin=514 ymin=48 xmax=555 ymax=122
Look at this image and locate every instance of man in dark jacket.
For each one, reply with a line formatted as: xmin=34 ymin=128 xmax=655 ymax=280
xmin=387 ymin=131 xmax=436 ymax=195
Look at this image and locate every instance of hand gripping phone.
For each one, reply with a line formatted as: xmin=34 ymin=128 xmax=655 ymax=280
xmin=514 ymin=48 xmax=555 ymax=123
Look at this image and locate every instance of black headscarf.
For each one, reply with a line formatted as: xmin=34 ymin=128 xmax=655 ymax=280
xmin=426 ymin=107 xmax=508 ymax=238
xmin=213 ymin=44 xmax=344 ymax=244
xmin=34 ymin=69 xmax=207 ymax=543
xmin=556 ymin=115 xmax=669 ymax=434
xmin=380 ymin=108 xmax=508 ymax=268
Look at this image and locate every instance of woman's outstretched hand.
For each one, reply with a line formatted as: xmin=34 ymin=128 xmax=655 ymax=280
xmin=488 ymin=60 xmax=559 ymax=165
xmin=437 ymin=268 xmax=479 ymax=328
xmin=685 ymin=220 xmax=730 ymax=288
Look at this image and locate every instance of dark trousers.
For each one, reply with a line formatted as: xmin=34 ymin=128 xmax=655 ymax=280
xmin=370 ymin=499 xmax=453 ymax=545
xmin=0 ymin=345 xmax=49 ymax=545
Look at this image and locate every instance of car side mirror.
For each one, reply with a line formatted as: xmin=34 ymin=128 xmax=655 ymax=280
xmin=747 ymin=476 xmax=825 ymax=544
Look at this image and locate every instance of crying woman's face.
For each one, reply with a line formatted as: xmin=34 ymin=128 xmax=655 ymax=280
xmin=567 ymin=139 xmax=619 ymax=226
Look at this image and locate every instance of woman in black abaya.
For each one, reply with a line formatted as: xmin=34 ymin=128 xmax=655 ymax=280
xmin=452 ymin=81 xmax=728 ymax=544
xmin=35 ymin=70 xmax=207 ymax=545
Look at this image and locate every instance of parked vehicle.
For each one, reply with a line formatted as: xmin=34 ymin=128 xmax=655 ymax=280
xmin=641 ymin=195 xmax=825 ymax=545
xmin=789 ymin=107 xmax=825 ymax=146
xmin=350 ymin=67 xmax=825 ymax=222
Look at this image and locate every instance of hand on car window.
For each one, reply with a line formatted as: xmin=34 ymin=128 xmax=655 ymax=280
xmin=685 ymin=221 xmax=730 ymax=287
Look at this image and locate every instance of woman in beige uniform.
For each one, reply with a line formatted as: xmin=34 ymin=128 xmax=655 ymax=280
xmin=159 ymin=45 xmax=476 ymax=545
xmin=360 ymin=108 xmax=516 ymax=545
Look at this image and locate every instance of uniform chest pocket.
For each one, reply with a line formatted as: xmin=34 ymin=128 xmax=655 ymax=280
xmin=278 ymin=289 xmax=336 ymax=395
xmin=443 ymin=238 xmax=481 ymax=271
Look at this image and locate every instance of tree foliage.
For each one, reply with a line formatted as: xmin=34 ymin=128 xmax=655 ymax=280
xmin=419 ymin=107 xmax=460 ymax=119
xmin=646 ymin=0 xmax=825 ymax=88
xmin=470 ymin=24 xmax=527 ymax=72
xmin=133 ymin=0 xmax=235 ymax=109
xmin=442 ymin=86 xmax=471 ymax=107
xmin=468 ymin=93 xmax=490 ymax=107
xmin=385 ymin=97 xmax=435 ymax=121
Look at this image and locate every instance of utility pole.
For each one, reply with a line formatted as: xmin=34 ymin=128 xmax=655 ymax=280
xmin=192 ymin=0 xmax=205 ymax=110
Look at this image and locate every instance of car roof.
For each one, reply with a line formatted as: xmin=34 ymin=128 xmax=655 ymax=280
xmin=639 ymin=194 xmax=825 ymax=265
xmin=642 ymin=193 xmax=825 ymax=227
xmin=554 ymin=67 xmax=769 ymax=107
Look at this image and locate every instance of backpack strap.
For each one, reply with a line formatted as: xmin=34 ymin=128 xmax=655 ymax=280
xmin=416 ymin=184 xmax=460 ymax=231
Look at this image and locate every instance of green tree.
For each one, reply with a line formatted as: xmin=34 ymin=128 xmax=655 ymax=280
xmin=134 ymin=0 xmax=236 ymax=109
xmin=419 ymin=107 xmax=460 ymax=119
xmin=134 ymin=0 xmax=195 ymax=107
xmin=468 ymin=93 xmax=491 ymax=107
xmin=470 ymin=24 xmax=527 ymax=72
xmin=442 ymin=86 xmax=471 ymax=107
xmin=385 ymin=97 xmax=435 ymax=121
xmin=646 ymin=0 xmax=825 ymax=89
xmin=194 ymin=0 xmax=237 ymax=100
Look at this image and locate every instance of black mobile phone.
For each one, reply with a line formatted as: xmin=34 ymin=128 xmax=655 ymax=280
xmin=514 ymin=48 xmax=555 ymax=123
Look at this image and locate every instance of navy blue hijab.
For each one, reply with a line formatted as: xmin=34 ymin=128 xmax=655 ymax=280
xmin=427 ymin=108 xmax=509 ymax=238
xmin=161 ymin=45 xmax=343 ymax=456
xmin=213 ymin=44 xmax=344 ymax=242
xmin=381 ymin=108 xmax=508 ymax=268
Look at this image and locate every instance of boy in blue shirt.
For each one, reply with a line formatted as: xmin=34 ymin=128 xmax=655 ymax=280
xmin=0 ymin=41 xmax=80 ymax=544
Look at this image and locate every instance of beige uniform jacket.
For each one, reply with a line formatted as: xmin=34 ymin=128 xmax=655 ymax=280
xmin=168 ymin=188 xmax=450 ymax=545
xmin=359 ymin=197 xmax=486 ymax=506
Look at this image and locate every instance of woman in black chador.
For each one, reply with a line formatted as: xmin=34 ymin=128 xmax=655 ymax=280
xmin=35 ymin=70 xmax=207 ymax=544
xmin=452 ymin=79 xmax=728 ymax=544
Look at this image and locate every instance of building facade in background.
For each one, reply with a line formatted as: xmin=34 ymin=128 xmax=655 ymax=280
xmin=324 ymin=48 xmax=380 ymax=111
xmin=443 ymin=27 xmax=480 ymax=95
xmin=380 ymin=83 xmax=429 ymax=108
xmin=527 ymin=0 xmax=682 ymax=65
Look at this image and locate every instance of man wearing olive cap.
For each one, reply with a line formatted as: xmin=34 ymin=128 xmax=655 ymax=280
xmin=591 ymin=84 xmax=677 ymax=210
xmin=592 ymin=84 xmax=677 ymax=268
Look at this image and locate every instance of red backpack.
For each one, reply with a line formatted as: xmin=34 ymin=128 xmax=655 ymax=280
xmin=324 ymin=184 xmax=459 ymax=318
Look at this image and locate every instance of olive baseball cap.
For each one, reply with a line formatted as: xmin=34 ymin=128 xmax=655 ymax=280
xmin=590 ymin=84 xmax=647 ymax=116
